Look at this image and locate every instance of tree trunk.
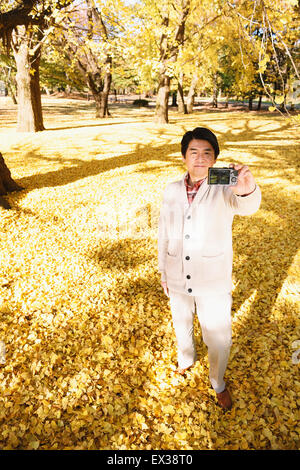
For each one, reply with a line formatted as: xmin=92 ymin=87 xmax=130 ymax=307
xmin=249 ymin=96 xmax=253 ymax=110
xmin=99 ymin=59 xmax=112 ymax=117
xmin=186 ymin=72 xmax=198 ymax=113
xmin=12 ymin=25 xmax=45 ymax=132
xmin=94 ymin=91 xmax=110 ymax=118
xmin=257 ymin=93 xmax=263 ymax=110
xmin=212 ymin=73 xmax=218 ymax=108
xmin=87 ymin=57 xmax=112 ymax=118
xmin=7 ymin=81 xmax=17 ymax=104
xmin=224 ymin=95 xmax=229 ymax=108
xmin=89 ymin=87 xmax=110 ymax=118
xmin=177 ymin=78 xmax=187 ymax=114
xmin=177 ymin=72 xmax=187 ymax=113
xmin=0 ymin=152 xmax=24 ymax=209
xmin=2 ymin=68 xmax=18 ymax=104
xmin=153 ymin=0 xmax=189 ymax=124
xmin=171 ymin=91 xmax=177 ymax=107
xmin=155 ymin=73 xmax=170 ymax=124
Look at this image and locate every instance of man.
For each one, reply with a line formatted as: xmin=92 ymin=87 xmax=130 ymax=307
xmin=157 ymin=127 xmax=261 ymax=410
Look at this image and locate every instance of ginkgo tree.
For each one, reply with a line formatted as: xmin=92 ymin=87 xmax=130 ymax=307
xmin=159 ymin=0 xmax=299 ymax=115
xmin=0 ymin=0 xmax=75 ymax=132
xmin=131 ymin=0 xmax=238 ymax=122
xmin=226 ymin=0 xmax=300 ymax=115
xmin=154 ymin=0 xmax=236 ymax=113
xmin=46 ymin=0 xmax=134 ymax=118
xmin=180 ymin=7 xmax=230 ymax=110
xmin=131 ymin=0 xmax=193 ymax=124
xmin=39 ymin=50 xmax=87 ymax=95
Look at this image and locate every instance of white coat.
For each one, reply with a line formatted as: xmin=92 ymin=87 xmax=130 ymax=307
xmin=158 ymin=171 xmax=262 ymax=296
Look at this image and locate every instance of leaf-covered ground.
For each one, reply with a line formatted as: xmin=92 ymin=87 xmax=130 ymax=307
xmin=0 ymin=97 xmax=299 ymax=450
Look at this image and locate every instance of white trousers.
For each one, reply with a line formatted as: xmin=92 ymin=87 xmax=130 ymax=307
xmin=169 ymin=290 xmax=232 ymax=393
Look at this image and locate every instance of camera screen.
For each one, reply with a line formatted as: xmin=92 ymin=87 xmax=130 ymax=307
xmin=209 ymin=169 xmax=230 ymax=184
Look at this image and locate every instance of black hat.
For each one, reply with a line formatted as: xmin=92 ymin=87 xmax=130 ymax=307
xmin=181 ymin=127 xmax=220 ymax=158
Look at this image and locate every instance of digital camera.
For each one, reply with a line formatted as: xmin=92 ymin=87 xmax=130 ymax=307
xmin=208 ymin=167 xmax=238 ymax=185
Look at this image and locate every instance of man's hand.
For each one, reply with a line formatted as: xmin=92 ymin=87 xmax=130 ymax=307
xmin=229 ymin=163 xmax=256 ymax=196
xmin=161 ymin=281 xmax=169 ymax=297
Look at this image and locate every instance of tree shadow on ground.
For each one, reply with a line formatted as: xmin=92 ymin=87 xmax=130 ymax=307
xmin=5 ymin=141 xmax=183 ymax=211
xmin=41 ymin=104 xmax=95 ymax=115
xmin=46 ymin=119 xmax=153 ymax=132
xmin=93 ymin=239 xmax=155 ymax=270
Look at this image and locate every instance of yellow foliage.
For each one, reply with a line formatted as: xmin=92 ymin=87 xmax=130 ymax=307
xmin=0 ymin=97 xmax=299 ymax=450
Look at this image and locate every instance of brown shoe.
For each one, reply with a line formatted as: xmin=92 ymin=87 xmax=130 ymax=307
xmin=216 ymin=388 xmax=232 ymax=410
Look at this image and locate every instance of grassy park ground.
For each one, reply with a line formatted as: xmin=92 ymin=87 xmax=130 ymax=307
xmin=0 ymin=95 xmax=299 ymax=450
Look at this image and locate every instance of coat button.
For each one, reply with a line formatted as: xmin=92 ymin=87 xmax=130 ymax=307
xmin=186 ymin=275 xmax=191 ymax=279
xmin=185 ymin=234 xmax=190 ymax=239
xmin=185 ymin=256 xmax=190 ymax=260
xmin=187 ymin=215 xmax=191 ymax=219
xmin=188 ymin=288 xmax=192 ymax=293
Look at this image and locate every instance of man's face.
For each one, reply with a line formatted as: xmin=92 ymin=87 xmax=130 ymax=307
xmin=183 ymin=139 xmax=216 ymax=181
